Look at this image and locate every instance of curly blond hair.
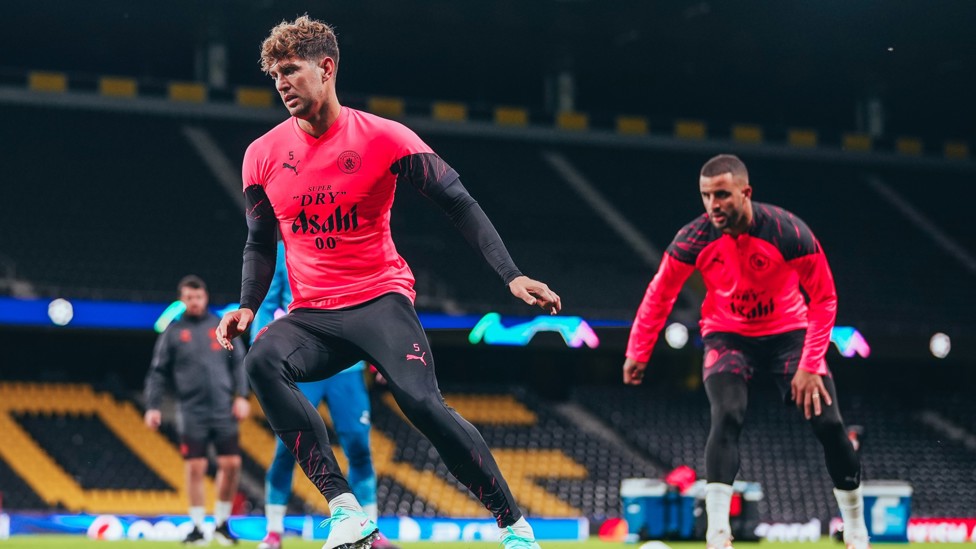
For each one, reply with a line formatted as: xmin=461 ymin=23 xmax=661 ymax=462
xmin=260 ymin=15 xmax=339 ymax=73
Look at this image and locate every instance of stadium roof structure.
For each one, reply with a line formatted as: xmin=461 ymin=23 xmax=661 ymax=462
xmin=4 ymin=0 xmax=975 ymax=141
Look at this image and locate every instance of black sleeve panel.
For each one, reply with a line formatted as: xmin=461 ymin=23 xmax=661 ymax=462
xmin=240 ymin=184 xmax=278 ymax=311
xmin=391 ymin=153 xmax=523 ymax=285
xmin=752 ymin=203 xmax=821 ymax=261
xmin=666 ymin=214 xmax=720 ymax=265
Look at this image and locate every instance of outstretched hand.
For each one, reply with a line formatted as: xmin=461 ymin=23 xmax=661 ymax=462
xmin=509 ymin=275 xmax=561 ymax=315
xmin=216 ymin=308 xmax=255 ymax=351
xmin=791 ymin=369 xmax=832 ymax=420
xmin=623 ymin=357 xmax=648 ymax=385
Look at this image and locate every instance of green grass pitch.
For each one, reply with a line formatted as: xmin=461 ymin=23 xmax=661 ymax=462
xmin=0 ymin=536 xmax=929 ymax=549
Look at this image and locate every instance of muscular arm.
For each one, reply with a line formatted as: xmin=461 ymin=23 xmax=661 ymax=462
xmin=790 ymin=249 xmax=837 ymax=375
xmin=625 ymin=253 xmax=696 ymax=363
xmin=240 ymin=184 xmax=279 ymax=311
xmin=393 ymin=153 xmax=522 ymax=285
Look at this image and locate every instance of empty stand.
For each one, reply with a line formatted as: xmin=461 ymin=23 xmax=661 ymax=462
xmin=373 ymin=384 xmax=655 ymax=520
xmin=14 ymin=412 xmax=171 ymax=491
xmin=0 ymin=105 xmax=245 ymax=303
xmin=920 ymin=392 xmax=976 ymax=435
xmin=0 ymin=456 xmax=47 ymax=510
xmin=0 ymin=382 xmax=199 ymax=513
xmin=575 ymin=380 xmax=976 ymax=523
xmin=879 ymin=167 xmax=976 ymax=257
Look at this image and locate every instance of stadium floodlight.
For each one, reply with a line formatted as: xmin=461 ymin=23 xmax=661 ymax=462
xmin=47 ymin=298 xmax=73 ymax=326
xmin=929 ymin=332 xmax=951 ymax=359
xmin=664 ymin=322 xmax=689 ymax=349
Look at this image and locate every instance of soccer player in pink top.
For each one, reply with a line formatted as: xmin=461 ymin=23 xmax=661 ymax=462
xmin=215 ymin=15 xmax=559 ymax=549
xmin=622 ymin=155 xmax=868 ymax=549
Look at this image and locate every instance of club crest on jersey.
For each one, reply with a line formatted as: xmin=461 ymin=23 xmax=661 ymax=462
xmin=749 ymin=252 xmax=770 ymax=271
xmin=337 ymin=150 xmax=362 ymax=174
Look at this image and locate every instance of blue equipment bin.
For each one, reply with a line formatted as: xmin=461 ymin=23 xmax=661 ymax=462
xmin=862 ymin=481 xmax=913 ymax=542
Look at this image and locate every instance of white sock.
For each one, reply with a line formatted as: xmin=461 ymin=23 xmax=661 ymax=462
xmin=501 ymin=517 xmax=535 ymax=540
xmin=363 ymin=503 xmax=379 ymax=523
xmin=328 ymin=492 xmax=363 ymax=513
xmin=705 ymin=482 xmax=734 ymax=544
xmin=834 ymin=486 xmax=868 ymax=541
xmin=189 ymin=506 xmax=205 ymax=529
xmin=265 ymin=503 xmax=286 ymax=534
xmin=215 ymin=500 xmax=233 ymax=525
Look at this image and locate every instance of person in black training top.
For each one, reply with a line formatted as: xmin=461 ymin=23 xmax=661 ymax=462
xmin=145 ymin=275 xmax=250 ymax=545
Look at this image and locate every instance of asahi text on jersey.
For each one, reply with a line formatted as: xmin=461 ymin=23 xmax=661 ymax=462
xmin=291 ymin=188 xmax=359 ymax=236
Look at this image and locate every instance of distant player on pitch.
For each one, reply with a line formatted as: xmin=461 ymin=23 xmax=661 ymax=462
xmin=623 ymin=155 xmax=869 ymax=549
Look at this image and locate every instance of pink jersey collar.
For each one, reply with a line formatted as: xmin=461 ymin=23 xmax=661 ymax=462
xmin=290 ymin=105 xmax=349 ymax=146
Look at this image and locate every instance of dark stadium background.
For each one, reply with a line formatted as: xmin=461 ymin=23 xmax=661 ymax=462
xmin=1 ymin=0 xmax=975 ymax=542
xmin=6 ymin=0 xmax=976 ymax=136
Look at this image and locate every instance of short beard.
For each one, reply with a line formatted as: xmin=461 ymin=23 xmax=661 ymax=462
xmin=724 ymin=210 xmax=747 ymax=233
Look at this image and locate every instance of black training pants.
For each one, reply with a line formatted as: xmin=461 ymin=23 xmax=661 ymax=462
xmin=245 ymin=293 xmax=522 ymax=526
xmin=701 ymin=330 xmax=861 ymax=490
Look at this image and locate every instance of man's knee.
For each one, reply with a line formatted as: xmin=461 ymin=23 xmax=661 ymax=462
xmin=217 ymin=455 xmax=241 ymax=472
xmin=185 ymin=458 xmax=208 ymax=478
xmin=245 ymin=341 xmax=283 ymax=384
xmin=810 ymin=410 xmax=845 ymax=437
xmin=398 ymin=392 xmax=448 ymax=428
xmin=705 ymin=373 xmax=748 ymax=427
xmin=710 ymin=403 xmax=746 ymax=437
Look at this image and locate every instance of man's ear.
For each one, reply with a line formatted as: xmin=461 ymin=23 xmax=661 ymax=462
xmin=742 ymin=184 xmax=753 ymax=199
xmin=320 ymin=57 xmax=336 ymax=81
